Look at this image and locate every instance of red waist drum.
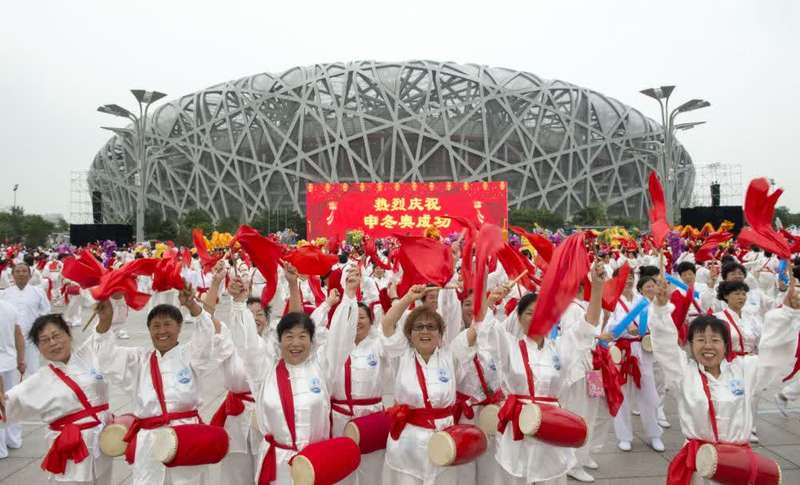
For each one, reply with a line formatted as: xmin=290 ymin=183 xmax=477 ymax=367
xmin=519 ymin=403 xmax=588 ymax=448
xmin=151 ymin=424 xmax=229 ymax=467
xmin=99 ymin=413 xmax=136 ymax=457
xmin=428 ymin=424 xmax=488 ymax=466
xmin=695 ymin=443 xmax=781 ymax=485
xmin=289 ymin=437 xmax=361 ymax=485
xmin=344 ymin=411 xmax=392 ymax=454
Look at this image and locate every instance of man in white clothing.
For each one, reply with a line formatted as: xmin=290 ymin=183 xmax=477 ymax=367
xmin=0 ymin=300 xmax=25 ymax=458
xmin=0 ymin=263 xmax=51 ymax=373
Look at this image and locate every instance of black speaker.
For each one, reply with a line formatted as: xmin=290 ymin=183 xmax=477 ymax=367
xmin=91 ymin=191 xmax=103 ymax=224
xmin=69 ymin=224 xmax=133 ymax=247
xmin=710 ymin=183 xmax=721 ymax=207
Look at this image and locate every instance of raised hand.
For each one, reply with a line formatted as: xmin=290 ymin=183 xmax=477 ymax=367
xmin=345 ymin=267 xmax=361 ymax=298
xmin=326 ymin=288 xmax=341 ymax=307
xmin=654 ymin=276 xmax=670 ymax=307
xmin=284 ymin=262 xmax=299 ymax=286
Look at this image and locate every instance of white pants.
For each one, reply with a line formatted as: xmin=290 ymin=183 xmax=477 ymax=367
xmin=219 ymin=452 xmax=254 ymax=485
xmin=492 ymin=465 xmax=567 ymax=485
xmin=614 ymin=376 xmax=662 ymax=442
xmin=560 ymin=376 xmax=601 ymax=470
xmin=340 ymin=450 xmax=385 ymax=485
xmin=453 ymin=437 xmax=496 ymax=485
xmin=0 ymin=369 xmax=23 ymax=457
xmin=46 ymin=468 xmax=112 ymax=485
xmin=382 ymin=465 xmax=457 ymax=485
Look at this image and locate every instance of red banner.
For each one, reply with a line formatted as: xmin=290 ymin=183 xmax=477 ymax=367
xmin=306 ymin=181 xmax=508 ymax=239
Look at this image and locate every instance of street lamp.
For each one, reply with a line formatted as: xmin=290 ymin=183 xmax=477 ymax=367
xmin=640 ymin=86 xmax=709 ymax=223
xmin=675 ymin=121 xmax=706 ymax=131
xmin=12 ymin=184 xmax=18 ymax=210
xmin=98 ymin=89 xmax=167 ymax=242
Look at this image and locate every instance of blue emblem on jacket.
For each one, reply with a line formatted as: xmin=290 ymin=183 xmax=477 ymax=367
xmin=176 ymin=367 xmax=192 ymax=385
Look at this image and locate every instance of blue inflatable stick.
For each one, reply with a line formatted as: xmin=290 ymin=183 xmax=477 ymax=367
xmin=611 ymin=298 xmax=649 ymax=339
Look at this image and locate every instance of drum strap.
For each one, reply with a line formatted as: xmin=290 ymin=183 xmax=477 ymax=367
xmin=698 ymin=370 xmax=720 ymax=442
xmin=517 ymin=340 xmax=536 ymax=398
xmin=415 ymin=357 xmax=433 ymax=410
xmin=41 ymin=365 xmax=109 ymax=475
xmin=473 ymin=354 xmax=493 ymax=401
xmin=257 ymin=359 xmax=301 ymax=484
xmin=722 ymin=310 xmax=746 ymax=355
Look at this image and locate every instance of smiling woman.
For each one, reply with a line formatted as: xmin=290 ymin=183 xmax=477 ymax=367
xmin=0 ymin=312 xmax=113 ymax=484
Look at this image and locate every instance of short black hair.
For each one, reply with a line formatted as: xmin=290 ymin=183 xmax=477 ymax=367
xmin=146 ymin=304 xmax=184 ymax=327
xmin=29 ymin=314 xmax=71 ymax=346
xmin=675 ymin=261 xmax=696 ymax=276
xmin=517 ymin=292 xmax=538 ymax=316
xmin=687 ymin=315 xmax=731 ymax=353
xmin=639 ymin=265 xmax=660 ymax=278
xmin=719 ymin=255 xmax=736 ymax=266
xmin=637 ymin=275 xmax=657 ymax=293
xmin=276 ymin=312 xmax=315 ymax=340
xmin=721 ymin=262 xmax=747 ymax=280
xmin=357 ymin=302 xmax=374 ymax=324
xmin=717 ymin=280 xmax=749 ymax=301
xmin=246 ymin=297 xmax=271 ymax=320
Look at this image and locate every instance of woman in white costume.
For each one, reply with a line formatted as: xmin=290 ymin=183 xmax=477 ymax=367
xmin=648 ymin=274 xmax=800 ymax=484
xmin=222 ymin=266 xmax=359 ymax=484
xmin=474 ymin=261 xmax=605 ymax=485
xmin=0 ymin=313 xmax=111 ymax=484
xmin=92 ymin=287 xmax=227 ymax=485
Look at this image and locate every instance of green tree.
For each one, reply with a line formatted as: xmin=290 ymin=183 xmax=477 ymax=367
xmin=216 ymin=215 xmax=240 ymax=234
xmin=571 ymin=204 xmax=608 ymax=226
xmin=0 ymin=208 xmax=56 ymax=246
xmin=175 ymin=209 xmax=214 ymax=246
xmin=508 ymin=207 xmax=565 ymax=231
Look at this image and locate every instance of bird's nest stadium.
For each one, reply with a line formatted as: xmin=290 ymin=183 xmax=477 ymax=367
xmin=89 ymin=60 xmax=694 ymax=223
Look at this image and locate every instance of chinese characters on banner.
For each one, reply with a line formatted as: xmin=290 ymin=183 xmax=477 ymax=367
xmin=306 ymin=181 xmax=508 ymax=239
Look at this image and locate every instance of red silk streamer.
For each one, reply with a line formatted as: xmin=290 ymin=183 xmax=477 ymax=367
xmin=283 ymin=245 xmax=338 ymax=276
xmin=151 ymin=254 xmax=185 ymax=293
xmin=648 ymin=171 xmax=670 ymax=248
xmin=510 ymin=226 xmax=555 ymax=262
xmin=472 ymin=224 xmax=505 ymax=321
xmin=181 ymin=248 xmax=192 ymax=268
xmin=395 ymin=235 xmax=454 ymax=297
xmin=694 ymin=231 xmax=733 ymax=264
xmin=192 ymin=228 xmax=223 ymax=273
xmin=364 ymin=238 xmax=392 ymax=270
xmin=89 ymin=258 xmax=158 ymax=310
xmin=602 ymin=263 xmax=630 ymax=313
xmin=591 ymin=346 xmax=624 ymax=416
xmin=527 ymin=232 xmax=590 ymax=337
xmin=62 ymin=249 xmax=106 ymax=289
xmin=496 ymin=243 xmax=535 ymax=291
xmin=669 ymin=287 xmax=694 ymax=345
xmin=307 ymin=276 xmax=326 ymax=306
xmin=737 ymin=178 xmax=792 ymax=259
xmin=447 ymin=215 xmax=478 ymax=301
xmin=234 ymin=225 xmax=283 ymax=309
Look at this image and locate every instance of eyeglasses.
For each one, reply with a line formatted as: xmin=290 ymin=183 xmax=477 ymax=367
xmin=39 ymin=331 xmax=67 ymax=345
xmin=411 ymin=323 xmax=439 ymax=333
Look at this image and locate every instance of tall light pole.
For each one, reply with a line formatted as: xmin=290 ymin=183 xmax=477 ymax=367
xmin=640 ymin=86 xmax=709 ymax=223
xmin=98 ymin=89 xmax=166 ymax=242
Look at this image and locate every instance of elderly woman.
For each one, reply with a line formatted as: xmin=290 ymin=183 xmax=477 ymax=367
xmin=648 ymin=274 xmax=800 ymax=484
xmin=221 ymin=266 xmax=360 ymax=484
xmin=0 ymin=314 xmax=112 ymax=484
xmin=379 ymin=282 xmax=477 ymax=485
xmin=473 ymin=262 xmax=605 ymax=485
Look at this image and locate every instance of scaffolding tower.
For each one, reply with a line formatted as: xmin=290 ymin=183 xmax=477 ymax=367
xmin=691 ymin=163 xmax=743 ymax=207
xmin=70 ymin=170 xmax=93 ymax=224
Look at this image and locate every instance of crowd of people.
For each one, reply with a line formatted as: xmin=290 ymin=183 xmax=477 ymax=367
xmin=0 ymin=203 xmax=799 ymax=485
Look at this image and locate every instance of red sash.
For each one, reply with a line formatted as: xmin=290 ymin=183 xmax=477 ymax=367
xmin=615 ymin=338 xmax=642 ymax=388
xmin=258 ymin=360 xmax=299 ymax=484
xmin=330 ymin=356 xmax=383 ymax=417
xmin=667 ymin=369 xmax=757 ymax=485
xmin=496 ymin=340 xmax=558 ymax=440
xmin=386 ymin=357 xmax=454 ymax=439
xmin=210 ymin=391 xmax=255 ymax=428
xmin=722 ymin=310 xmax=747 ymax=356
xmin=591 ymin=346 xmax=624 ymax=416
xmin=41 ymin=365 xmax=109 ymax=475
xmin=122 ymin=352 xmax=201 ymax=464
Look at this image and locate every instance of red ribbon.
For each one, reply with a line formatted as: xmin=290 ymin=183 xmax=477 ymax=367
xmin=615 ymin=338 xmax=642 ymax=388
xmin=257 ymin=360 xmax=298 ymax=484
xmin=210 ymin=391 xmax=254 ymax=428
xmin=385 ymin=404 xmax=454 ymax=440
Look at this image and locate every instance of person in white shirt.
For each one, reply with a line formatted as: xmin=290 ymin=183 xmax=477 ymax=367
xmin=0 ymin=300 xmax=25 ymax=458
xmin=0 ymin=263 xmax=51 ymax=373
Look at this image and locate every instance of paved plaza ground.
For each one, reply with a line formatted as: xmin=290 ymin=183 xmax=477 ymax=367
xmin=4 ymin=301 xmax=800 ymax=484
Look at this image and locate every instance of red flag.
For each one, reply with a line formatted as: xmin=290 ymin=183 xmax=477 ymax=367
xmin=670 ymin=286 xmax=694 ymax=345
xmin=511 ymin=226 xmax=555 ymax=263
xmin=192 ymin=229 xmax=223 ymax=273
xmin=496 ymin=243 xmax=536 ymax=291
xmin=151 ymin=254 xmax=185 ymax=292
xmin=446 ymin=215 xmax=478 ymax=301
xmin=364 ymin=237 xmax=392 ymax=270
xmin=90 ymin=258 xmax=158 ymax=310
xmin=471 ymin=224 xmax=505 ymax=321
xmin=695 ymin=231 xmax=733 ymax=263
xmin=528 ymin=232 xmax=590 ymax=337
xmin=235 ymin=225 xmax=283 ymax=308
xmin=737 ymin=178 xmax=791 ymax=259
xmin=62 ymin=250 xmax=106 ymax=289
xmin=284 ymin=245 xmax=338 ymax=276
xmin=601 ymin=263 xmax=630 ymax=312
xmin=396 ymin=235 xmax=454 ymax=297
xmin=181 ymin=248 xmax=192 ymax=268
xmin=647 ymin=171 xmax=669 ymax=248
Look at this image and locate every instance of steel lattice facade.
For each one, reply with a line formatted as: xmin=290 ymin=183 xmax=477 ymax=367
xmin=89 ymin=60 xmax=694 ymax=223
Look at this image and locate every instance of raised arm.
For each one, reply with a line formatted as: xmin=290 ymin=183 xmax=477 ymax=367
xmin=184 ymin=283 xmax=228 ymax=375
xmin=648 ymin=278 xmax=689 ymax=390
xmin=321 ymin=267 xmax=359 ymax=385
xmin=92 ymin=299 xmax=146 ymax=392
xmin=200 ymin=260 xmax=226 ymax=315
xmin=285 ymin=263 xmax=303 ymax=314
xmin=381 ymin=284 xmax=426 ymax=337
xmin=753 ymin=273 xmax=800 ymax=390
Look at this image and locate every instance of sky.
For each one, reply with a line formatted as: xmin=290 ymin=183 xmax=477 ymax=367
xmin=2 ymin=0 xmax=799 ymax=218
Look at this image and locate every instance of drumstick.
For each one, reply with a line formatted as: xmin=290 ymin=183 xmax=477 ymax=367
xmin=504 ymin=270 xmax=528 ymax=290
xmin=82 ymin=307 xmax=98 ymax=332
